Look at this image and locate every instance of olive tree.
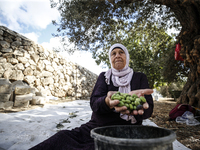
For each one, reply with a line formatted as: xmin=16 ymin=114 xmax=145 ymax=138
xmin=50 ymin=0 xmax=200 ymax=108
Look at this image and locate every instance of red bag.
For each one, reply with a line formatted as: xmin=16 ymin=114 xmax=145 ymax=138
xmin=169 ymin=104 xmax=196 ymax=120
xmin=175 ymin=43 xmax=184 ymax=61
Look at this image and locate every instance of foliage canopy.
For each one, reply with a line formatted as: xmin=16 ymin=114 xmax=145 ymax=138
xmin=50 ymin=0 xmax=200 ymax=108
xmin=50 ymin=0 xmax=188 ymax=87
xmin=50 ymin=0 xmax=180 ymax=53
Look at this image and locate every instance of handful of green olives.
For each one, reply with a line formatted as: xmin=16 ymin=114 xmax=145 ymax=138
xmin=111 ymin=91 xmax=147 ymax=111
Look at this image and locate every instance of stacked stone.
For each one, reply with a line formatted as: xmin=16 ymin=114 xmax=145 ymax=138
xmin=0 ymin=79 xmax=13 ymax=109
xmin=0 ymin=79 xmax=49 ymax=109
xmin=0 ymin=26 xmax=98 ymax=109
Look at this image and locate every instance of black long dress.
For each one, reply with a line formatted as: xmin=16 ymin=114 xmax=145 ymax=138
xmin=29 ymin=72 xmax=153 ymax=150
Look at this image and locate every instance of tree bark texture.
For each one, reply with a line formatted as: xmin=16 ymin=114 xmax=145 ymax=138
xmin=152 ymin=0 xmax=200 ymax=108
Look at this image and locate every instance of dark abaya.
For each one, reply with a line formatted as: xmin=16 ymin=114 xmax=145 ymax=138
xmin=29 ymin=71 xmax=153 ymax=150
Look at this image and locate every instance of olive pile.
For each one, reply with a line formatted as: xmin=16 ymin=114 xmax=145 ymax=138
xmin=111 ymin=91 xmax=147 ymax=111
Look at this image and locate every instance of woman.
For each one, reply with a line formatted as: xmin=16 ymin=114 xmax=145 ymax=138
xmin=30 ymin=43 xmax=153 ymax=150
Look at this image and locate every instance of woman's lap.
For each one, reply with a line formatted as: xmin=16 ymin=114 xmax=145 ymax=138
xmin=29 ymin=126 xmax=94 ymax=150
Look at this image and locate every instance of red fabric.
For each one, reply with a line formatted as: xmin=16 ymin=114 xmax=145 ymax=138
xmin=169 ymin=104 xmax=196 ymax=120
xmin=175 ymin=43 xmax=184 ymax=61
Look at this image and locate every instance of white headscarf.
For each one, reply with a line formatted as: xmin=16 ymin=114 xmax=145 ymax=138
xmin=104 ymin=43 xmax=136 ymax=124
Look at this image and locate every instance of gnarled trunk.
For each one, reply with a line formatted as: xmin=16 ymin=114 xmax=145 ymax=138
xmin=166 ymin=1 xmax=200 ymax=108
xmin=178 ymin=36 xmax=200 ymax=108
xmin=148 ymin=0 xmax=200 ymax=107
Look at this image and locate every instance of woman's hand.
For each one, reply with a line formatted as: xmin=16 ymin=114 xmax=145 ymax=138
xmin=129 ymin=89 xmax=153 ymax=97
xmin=105 ymin=91 xmax=129 ymax=113
xmin=129 ymin=89 xmax=153 ymax=115
xmin=131 ymin=102 xmax=149 ymax=115
xmin=105 ymin=89 xmax=153 ymax=115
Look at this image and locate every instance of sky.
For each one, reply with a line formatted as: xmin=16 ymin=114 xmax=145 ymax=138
xmin=0 ymin=99 xmax=189 ymax=150
xmin=0 ymin=0 xmax=108 ymax=75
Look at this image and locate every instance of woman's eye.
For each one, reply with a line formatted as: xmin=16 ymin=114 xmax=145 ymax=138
xmin=111 ymin=52 xmax=116 ymax=56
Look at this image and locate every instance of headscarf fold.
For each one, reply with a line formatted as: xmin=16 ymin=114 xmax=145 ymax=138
xmin=104 ymin=43 xmax=136 ymax=124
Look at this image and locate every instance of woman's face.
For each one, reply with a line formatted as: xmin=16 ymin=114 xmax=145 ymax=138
xmin=110 ymin=48 xmax=126 ymax=70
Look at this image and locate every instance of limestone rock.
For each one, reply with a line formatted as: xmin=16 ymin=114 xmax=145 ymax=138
xmin=35 ymin=92 xmax=43 ymax=96
xmin=9 ymin=70 xmax=24 ymax=80
xmin=54 ymin=89 xmax=66 ymax=97
xmin=1 ymin=48 xmax=12 ymax=53
xmin=0 ymin=93 xmax=11 ymax=102
xmin=41 ymin=71 xmax=52 ymax=77
xmin=7 ymin=58 xmax=18 ymax=64
xmin=0 ymin=101 xmax=13 ymax=109
xmin=13 ymin=49 xmax=24 ymax=56
xmin=15 ymin=86 xmax=32 ymax=95
xmin=14 ymin=100 xmax=29 ymax=107
xmin=41 ymin=77 xmax=54 ymax=86
xmin=0 ymin=102 xmax=4 ymax=109
xmin=31 ymin=96 xmax=46 ymax=105
xmin=11 ymin=40 xmax=21 ymax=48
xmin=0 ymin=78 xmax=11 ymax=85
xmin=0 ymin=84 xmax=12 ymax=94
xmin=36 ymin=60 xmax=44 ymax=71
xmin=11 ymin=80 xmax=28 ymax=90
xmin=15 ymin=93 xmax=33 ymax=102
xmin=29 ymin=59 xmax=36 ymax=66
xmin=18 ymin=56 xmax=28 ymax=64
xmin=31 ymin=54 xmax=39 ymax=63
xmin=45 ymin=65 xmax=54 ymax=72
xmin=0 ymin=41 xmax=10 ymax=49
xmin=2 ymin=63 xmax=13 ymax=70
xmin=24 ymin=67 xmax=33 ymax=76
xmin=0 ymin=57 xmax=7 ymax=63
xmin=24 ymin=75 xmax=36 ymax=85
xmin=3 ymin=68 xmax=13 ymax=79
xmin=15 ymin=63 xmax=25 ymax=70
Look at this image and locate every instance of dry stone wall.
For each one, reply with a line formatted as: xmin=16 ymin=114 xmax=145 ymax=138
xmin=0 ymin=26 xmax=98 ymax=109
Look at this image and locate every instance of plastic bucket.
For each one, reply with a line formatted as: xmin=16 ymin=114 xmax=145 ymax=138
xmin=91 ymin=125 xmax=176 ymax=150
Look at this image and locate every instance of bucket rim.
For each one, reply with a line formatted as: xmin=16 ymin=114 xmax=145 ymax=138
xmin=90 ymin=125 xmax=176 ymax=146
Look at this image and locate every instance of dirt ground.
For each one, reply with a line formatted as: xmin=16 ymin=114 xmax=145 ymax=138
xmin=150 ymin=99 xmax=200 ymax=150
xmin=1 ymin=98 xmax=200 ymax=150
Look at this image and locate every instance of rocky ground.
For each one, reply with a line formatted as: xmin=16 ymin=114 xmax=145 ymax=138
xmin=1 ymin=98 xmax=200 ymax=150
xmin=150 ymin=99 xmax=200 ymax=150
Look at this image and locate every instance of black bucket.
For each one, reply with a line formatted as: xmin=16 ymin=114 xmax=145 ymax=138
xmin=91 ymin=125 xmax=176 ymax=150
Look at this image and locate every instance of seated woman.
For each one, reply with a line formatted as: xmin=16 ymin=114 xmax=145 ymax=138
xmin=29 ymin=43 xmax=154 ymax=150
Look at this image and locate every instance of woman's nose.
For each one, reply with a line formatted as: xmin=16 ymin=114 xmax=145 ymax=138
xmin=115 ymin=52 xmax=120 ymax=57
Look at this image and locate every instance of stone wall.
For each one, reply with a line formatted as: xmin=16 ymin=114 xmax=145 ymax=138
xmin=0 ymin=26 xmax=98 ymax=109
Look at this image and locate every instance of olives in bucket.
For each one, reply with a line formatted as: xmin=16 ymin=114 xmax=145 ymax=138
xmin=111 ymin=92 xmax=147 ymax=111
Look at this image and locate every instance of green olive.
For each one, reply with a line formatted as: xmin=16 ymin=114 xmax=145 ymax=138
xmin=111 ymin=91 xmax=147 ymax=111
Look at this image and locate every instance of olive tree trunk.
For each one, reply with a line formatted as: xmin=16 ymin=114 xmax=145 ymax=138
xmin=162 ymin=1 xmax=200 ymax=108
